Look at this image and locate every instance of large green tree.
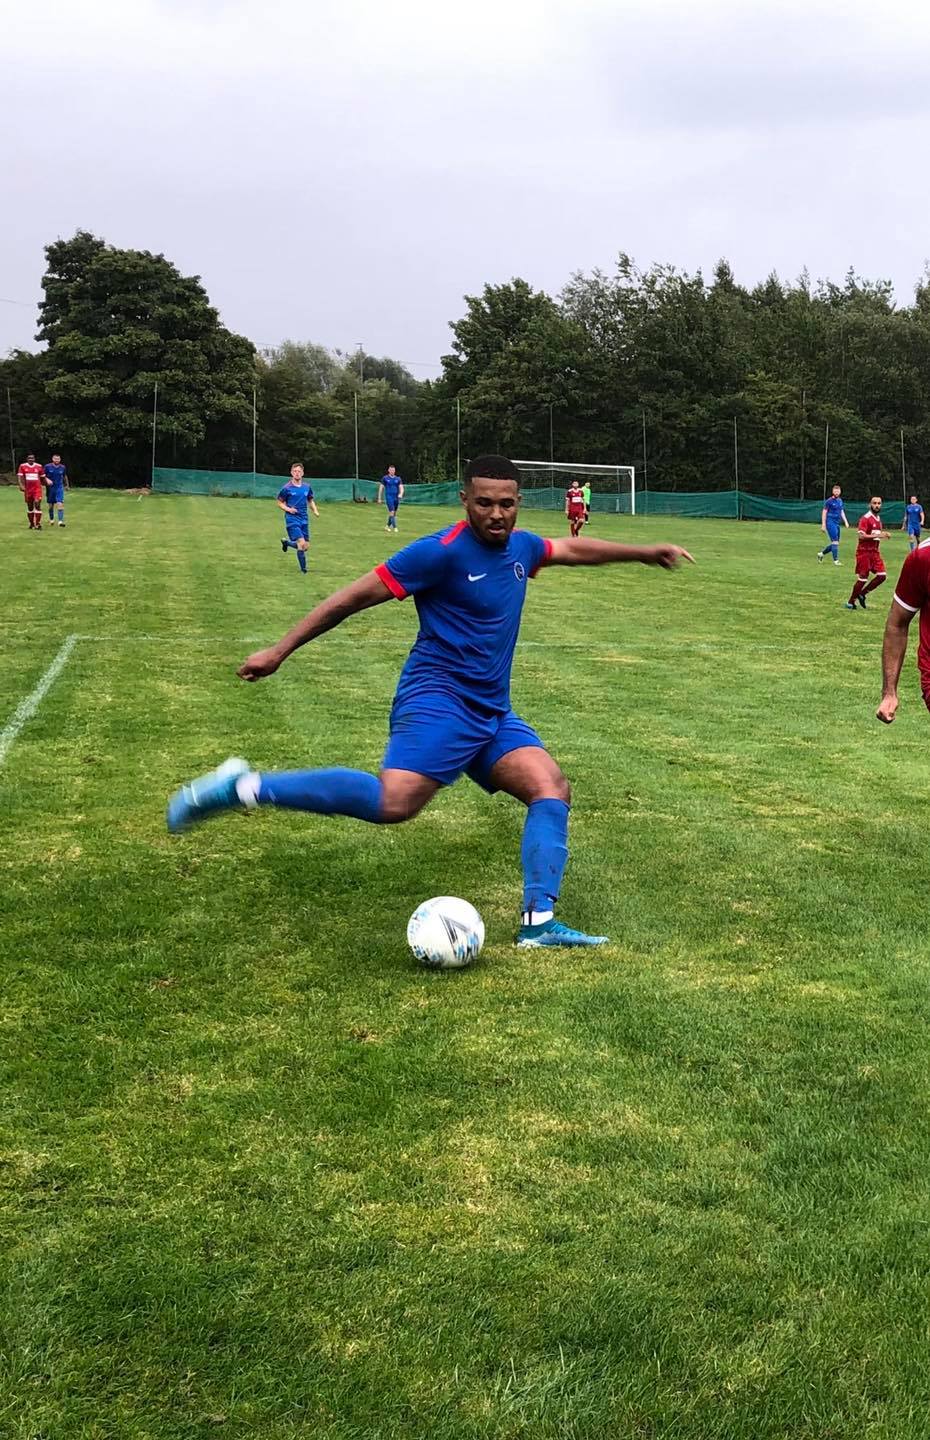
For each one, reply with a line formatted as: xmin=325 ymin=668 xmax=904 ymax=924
xmin=37 ymin=231 xmax=256 ymax=483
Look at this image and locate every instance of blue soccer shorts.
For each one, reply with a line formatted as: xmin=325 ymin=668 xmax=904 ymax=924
xmin=286 ymin=520 xmax=309 ymax=542
xmin=383 ymin=690 xmax=544 ymax=791
xmin=826 ymin=522 xmax=841 ymax=543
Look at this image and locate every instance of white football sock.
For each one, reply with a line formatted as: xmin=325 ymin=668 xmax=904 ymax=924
xmin=235 ymin=772 xmax=261 ymax=807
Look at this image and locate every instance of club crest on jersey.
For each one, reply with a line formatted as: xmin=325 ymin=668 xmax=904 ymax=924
xmin=513 ymin=562 xmax=526 ymax=581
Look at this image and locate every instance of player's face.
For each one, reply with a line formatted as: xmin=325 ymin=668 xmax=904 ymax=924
xmin=832 ymin=487 xmax=841 ymax=496
xmin=461 ymin=477 xmax=520 ymax=546
xmin=911 ymin=496 xmax=918 ymax=504
xmin=52 ymin=454 xmax=61 ymax=462
xmin=870 ymin=498 xmax=882 ymax=515
xmin=388 ymin=466 xmax=395 ymax=476
xmin=291 ymin=466 xmax=303 ymax=481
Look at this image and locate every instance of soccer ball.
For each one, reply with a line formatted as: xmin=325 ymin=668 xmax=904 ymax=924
xmin=407 ymin=896 xmax=485 ymax=969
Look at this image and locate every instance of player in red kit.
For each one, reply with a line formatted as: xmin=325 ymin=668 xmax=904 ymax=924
xmin=17 ymin=453 xmax=45 ymax=530
xmin=566 ymin=483 xmax=586 ymax=538
xmin=845 ymin=497 xmax=890 ymax=610
xmin=877 ymin=539 xmax=930 ymax=723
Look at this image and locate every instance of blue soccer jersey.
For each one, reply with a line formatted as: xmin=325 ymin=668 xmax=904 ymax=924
xmin=824 ymin=496 xmax=845 ymax=524
xmin=277 ymin=482 xmax=314 ymax=522
xmin=44 ymin=462 xmax=67 ymax=495
xmin=382 ymin=474 xmax=402 ymax=504
xmin=375 ymin=521 xmax=552 ymax=712
xmin=907 ymin=502 xmax=923 ymax=533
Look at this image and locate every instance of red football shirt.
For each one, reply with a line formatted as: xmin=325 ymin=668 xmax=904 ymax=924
xmin=857 ymin=512 xmax=883 ymax=553
xmin=893 ymin=541 xmax=930 ymax=698
xmin=566 ymin=488 xmax=586 ymax=517
xmin=18 ymin=462 xmax=44 ymax=488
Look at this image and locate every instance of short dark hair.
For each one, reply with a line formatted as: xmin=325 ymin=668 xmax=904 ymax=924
xmin=464 ymin=454 xmax=519 ymax=486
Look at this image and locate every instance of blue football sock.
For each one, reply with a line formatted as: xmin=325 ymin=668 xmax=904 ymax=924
xmin=257 ymin=768 xmax=384 ymax=822
xmin=297 ymin=549 xmax=307 ymax=572
xmin=831 ymin=542 xmax=838 ymax=560
xmin=521 ymin=799 xmax=570 ymax=915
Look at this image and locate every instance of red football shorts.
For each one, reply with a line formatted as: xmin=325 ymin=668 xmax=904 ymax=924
xmin=24 ymin=483 xmax=43 ymax=503
xmin=855 ymin=546 xmax=885 ymax=578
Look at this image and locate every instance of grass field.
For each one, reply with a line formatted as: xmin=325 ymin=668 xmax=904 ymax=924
xmin=3 ymin=489 xmax=930 ymax=1439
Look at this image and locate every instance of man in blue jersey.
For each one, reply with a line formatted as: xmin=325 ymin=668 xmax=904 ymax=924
xmin=817 ymin=485 xmax=848 ymax=564
xmin=167 ymin=455 xmax=693 ymax=948
xmin=377 ymin=465 xmax=404 ymax=532
xmin=277 ymin=463 xmax=319 ymax=574
xmin=43 ymin=454 xmax=69 ymax=527
xmin=903 ymin=494 xmax=924 ymax=552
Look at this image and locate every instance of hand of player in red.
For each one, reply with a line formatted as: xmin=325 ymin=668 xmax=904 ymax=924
xmin=238 ymin=648 xmax=283 ymax=682
xmin=876 ymin=695 xmax=899 ymax=724
xmin=648 ymin=544 xmax=695 ymax=569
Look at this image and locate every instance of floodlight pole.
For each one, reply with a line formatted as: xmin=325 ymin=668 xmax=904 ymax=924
xmin=6 ymin=386 xmax=15 ymax=476
xmin=822 ymin=422 xmax=830 ymax=499
xmin=549 ymin=404 xmax=554 ymax=465
xmin=455 ymin=397 xmax=461 ymax=483
xmin=251 ymin=385 xmax=257 ymax=480
xmin=151 ymin=381 xmax=158 ymax=482
xmin=354 ymin=391 xmax=360 ymax=481
xmin=901 ymin=428 xmax=907 ymax=503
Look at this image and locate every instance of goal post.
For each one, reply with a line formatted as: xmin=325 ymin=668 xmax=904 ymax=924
xmin=511 ymin=460 xmax=637 ymax=515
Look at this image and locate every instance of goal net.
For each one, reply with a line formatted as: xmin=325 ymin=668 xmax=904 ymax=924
xmin=511 ymin=460 xmax=637 ymax=515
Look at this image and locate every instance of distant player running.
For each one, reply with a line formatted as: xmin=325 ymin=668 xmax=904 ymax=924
xmin=581 ymin=481 xmax=592 ymax=525
xmin=44 ymin=454 xmax=69 ymax=527
xmin=277 ymin=463 xmax=319 ymax=574
xmin=566 ymin=482 xmax=586 ymax=537
xmin=903 ymin=495 xmax=924 ymax=552
xmin=17 ymin=453 xmax=45 ymax=530
xmin=817 ymin=485 xmax=848 ymax=564
xmin=378 ymin=465 xmax=404 ymax=532
xmin=845 ymin=496 xmax=890 ymax=610
xmin=877 ymin=537 xmax=930 ymax=724
xmin=168 ymin=455 xmax=694 ymax=950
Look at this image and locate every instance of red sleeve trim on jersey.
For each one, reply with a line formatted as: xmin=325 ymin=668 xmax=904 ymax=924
xmin=530 ymin=538 xmax=554 ymax=578
xmin=892 ymin=550 xmax=927 ymax=612
xmin=440 ymin=519 xmax=469 ymax=547
xmin=374 ymin=563 xmax=407 ymax=600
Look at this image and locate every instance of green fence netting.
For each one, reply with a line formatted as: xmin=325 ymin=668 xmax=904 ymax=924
xmin=151 ymin=469 xmax=908 ymax=525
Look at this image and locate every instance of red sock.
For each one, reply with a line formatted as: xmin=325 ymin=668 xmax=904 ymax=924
xmin=850 ymin=578 xmax=867 ymax=602
xmin=864 ymin=574 xmax=887 ymax=595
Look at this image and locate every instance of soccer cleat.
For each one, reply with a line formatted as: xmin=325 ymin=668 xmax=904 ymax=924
xmin=167 ymin=757 xmax=251 ymax=833
xmin=281 ymin=538 xmax=288 ymax=553
xmin=833 ymin=560 xmax=840 ymax=565
xmin=515 ymin=918 xmax=609 ymax=948
xmin=844 ymin=601 xmax=857 ymax=610
xmin=857 ymin=594 xmax=867 ymax=609
xmin=817 ymin=551 xmax=824 ymax=562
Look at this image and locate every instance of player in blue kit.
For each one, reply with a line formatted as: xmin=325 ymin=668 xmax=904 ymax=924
xmin=377 ymin=465 xmax=404 ymax=532
xmin=817 ymin=485 xmax=848 ymax=564
xmin=167 ymin=455 xmax=693 ymax=948
xmin=43 ymin=454 xmax=68 ymax=527
xmin=277 ymin=463 xmax=319 ymax=573
xmin=903 ymin=494 xmax=924 ymax=551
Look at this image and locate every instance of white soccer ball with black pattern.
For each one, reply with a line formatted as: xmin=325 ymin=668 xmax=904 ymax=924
xmin=407 ymin=896 xmax=485 ymax=969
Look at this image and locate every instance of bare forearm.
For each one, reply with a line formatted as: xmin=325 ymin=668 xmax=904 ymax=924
xmin=272 ymin=576 xmax=387 ymax=661
xmin=551 ymin=538 xmax=688 ymax=567
xmin=881 ymin=617 xmax=910 ymax=698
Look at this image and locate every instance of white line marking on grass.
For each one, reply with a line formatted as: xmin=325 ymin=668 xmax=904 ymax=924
xmin=0 ymin=634 xmax=78 ymax=769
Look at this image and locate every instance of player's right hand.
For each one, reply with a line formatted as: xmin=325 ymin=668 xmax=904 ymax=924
xmin=238 ymin=648 xmax=283 ymax=682
xmin=876 ymin=695 xmax=898 ymax=724
xmin=650 ymin=544 xmax=695 ymax=569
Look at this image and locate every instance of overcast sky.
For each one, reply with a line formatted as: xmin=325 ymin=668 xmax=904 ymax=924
xmin=5 ymin=0 xmax=930 ymax=375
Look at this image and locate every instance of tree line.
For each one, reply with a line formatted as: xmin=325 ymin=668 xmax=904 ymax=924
xmin=4 ymin=231 xmax=930 ymax=497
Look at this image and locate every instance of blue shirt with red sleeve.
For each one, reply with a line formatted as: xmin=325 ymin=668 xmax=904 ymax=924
xmin=375 ymin=520 xmax=552 ymax=713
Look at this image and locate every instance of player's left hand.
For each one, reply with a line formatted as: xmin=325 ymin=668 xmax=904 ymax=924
xmin=238 ymin=647 xmax=283 ymax=682
xmin=649 ymin=544 xmax=695 ymax=569
xmin=876 ymin=695 xmax=899 ymax=724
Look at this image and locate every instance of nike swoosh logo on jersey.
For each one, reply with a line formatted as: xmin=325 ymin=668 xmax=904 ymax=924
xmin=467 ymin=572 xmax=487 ymax=582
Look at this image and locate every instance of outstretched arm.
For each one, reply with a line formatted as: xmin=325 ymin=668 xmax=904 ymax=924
xmin=546 ymin=537 xmax=694 ymax=569
xmin=877 ymin=601 xmax=915 ymax=723
xmin=238 ymin=571 xmax=393 ymax=680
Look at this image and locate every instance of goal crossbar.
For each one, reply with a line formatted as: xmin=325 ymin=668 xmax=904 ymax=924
xmin=511 ymin=460 xmax=637 ymax=515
